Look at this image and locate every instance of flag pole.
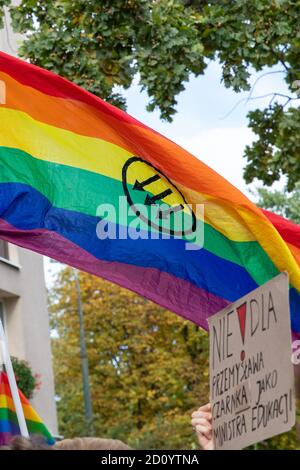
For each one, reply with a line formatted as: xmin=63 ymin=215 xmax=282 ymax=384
xmin=0 ymin=318 xmax=29 ymax=438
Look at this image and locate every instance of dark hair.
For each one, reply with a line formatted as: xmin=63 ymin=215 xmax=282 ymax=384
xmin=0 ymin=435 xmax=54 ymax=451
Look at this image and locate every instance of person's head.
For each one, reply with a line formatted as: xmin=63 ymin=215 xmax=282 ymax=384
xmin=0 ymin=435 xmax=54 ymax=450
xmin=55 ymin=437 xmax=131 ymax=450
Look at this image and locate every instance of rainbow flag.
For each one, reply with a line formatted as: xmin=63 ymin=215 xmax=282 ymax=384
xmin=0 ymin=52 xmax=299 ymax=335
xmin=0 ymin=371 xmax=54 ymax=445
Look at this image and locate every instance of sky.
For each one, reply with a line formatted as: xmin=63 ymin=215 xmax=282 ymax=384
xmin=121 ymin=60 xmax=291 ymax=195
xmin=44 ymin=60 xmax=292 ymax=287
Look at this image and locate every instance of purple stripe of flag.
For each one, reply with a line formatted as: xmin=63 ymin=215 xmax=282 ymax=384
xmin=0 ymin=218 xmax=229 ymax=330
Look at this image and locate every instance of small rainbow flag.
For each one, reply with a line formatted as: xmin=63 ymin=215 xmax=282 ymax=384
xmin=0 ymin=371 xmax=54 ymax=445
xmin=0 ymin=52 xmax=299 ymax=336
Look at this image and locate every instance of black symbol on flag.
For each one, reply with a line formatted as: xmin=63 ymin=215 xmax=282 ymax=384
xmin=122 ymin=156 xmax=196 ymax=236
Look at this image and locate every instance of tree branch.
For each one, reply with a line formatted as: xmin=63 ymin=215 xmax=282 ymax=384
xmin=220 ymin=92 xmax=299 ymax=120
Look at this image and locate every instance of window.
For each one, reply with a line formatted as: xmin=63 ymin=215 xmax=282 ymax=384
xmin=0 ymin=240 xmax=9 ymax=260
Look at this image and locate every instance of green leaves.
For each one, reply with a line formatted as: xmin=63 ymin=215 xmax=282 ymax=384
xmin=0 ymin=0 xmax=10 ymax=29
xmin=136 ymin=0 xmax=206 ymax=120
xmin=256 ymin=183 xmax=300 ymax=225
xmin=7 ymin=0 xmax=206 ymax=120
xmin=4 ymin=0 xmax=300 ymax=186
xmin=8 ymin=356 xmax=40 ymax=399
xmin=244 ymin=103 xmax=300 ymax=191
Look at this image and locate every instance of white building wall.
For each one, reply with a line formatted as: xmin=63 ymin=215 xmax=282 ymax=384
xmin=0 ymin=0 xmax=21 ymax=56
xmin=1 ymin=248 xmax=58 ymax=435
xmin=0 ymin=1 xmax=58 ymax=435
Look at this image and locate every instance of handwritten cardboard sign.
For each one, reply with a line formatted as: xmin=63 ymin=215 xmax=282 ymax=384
xmin=208 ymin=272 xmax=295 ymax=450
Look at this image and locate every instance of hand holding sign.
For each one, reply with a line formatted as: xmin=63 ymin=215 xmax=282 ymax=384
xmin=208 ymin=273 xmax=296 ymax=450
xmin=191 ymin=404 xmax=214 ymax=450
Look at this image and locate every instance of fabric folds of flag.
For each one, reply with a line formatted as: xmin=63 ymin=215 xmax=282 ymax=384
xmin=0 ymin=371 xmax=54 ymax=445
xmin=0 ymin=51 xmax=299 ymax=335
